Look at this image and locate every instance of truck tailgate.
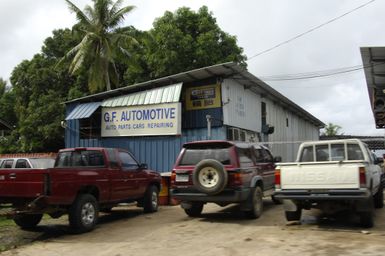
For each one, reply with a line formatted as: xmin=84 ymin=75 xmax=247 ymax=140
xmin=0 ymin=169 xmax=48 ymax=198
xmin=280 ymin=163 xmax=361 ymax=190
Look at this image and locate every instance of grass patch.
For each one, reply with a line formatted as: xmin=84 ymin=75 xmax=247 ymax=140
xmin=0 ymin=216 xmax=14 ymax=227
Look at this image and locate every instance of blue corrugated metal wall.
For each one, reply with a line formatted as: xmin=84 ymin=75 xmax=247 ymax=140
xmin=65 ymin=102 xmax=227 ymax=172
xmin=100 ymin=127 xmax=226 ymax=172
xmin=65 ymin=104 xmax=80 ymax=148
xmin=182 ymin=108 xmax=222 ymax=128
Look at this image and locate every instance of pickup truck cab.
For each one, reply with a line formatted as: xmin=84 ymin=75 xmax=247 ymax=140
xmin=0 ymin=147 xmax=161 ymax=233
xmin=171 ymin=140 xmax=281 ymax=218
xmin=274 ymin=139 xmax=383 ymax=227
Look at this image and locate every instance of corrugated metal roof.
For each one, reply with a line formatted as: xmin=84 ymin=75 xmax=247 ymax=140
xmin=66 ymin=102 xmax=101 ymax=120
xmin=361 ymin=47 xmax=385 ymax=128
xmin=64 ymin=62 xmax=324 ymax=127
xmin=102 ymin=83 xmax=182 ymax=107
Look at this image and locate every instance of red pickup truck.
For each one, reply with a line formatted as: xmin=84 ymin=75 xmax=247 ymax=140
xmin=0 ymin=147 xmax=161 ymax=233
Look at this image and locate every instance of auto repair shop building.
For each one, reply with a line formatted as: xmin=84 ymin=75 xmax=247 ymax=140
xmin=64 ymin=62 xmax=324 ymax=172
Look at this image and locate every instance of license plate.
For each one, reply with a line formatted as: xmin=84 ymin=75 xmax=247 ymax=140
xmin=176 ymin=174 xmax=189 ymax=182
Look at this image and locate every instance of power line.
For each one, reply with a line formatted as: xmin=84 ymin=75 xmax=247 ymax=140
xmin=258 ymin=62 xmax=385 ymax=81
xmin=247 ymin=0 xmax=377 ymax=61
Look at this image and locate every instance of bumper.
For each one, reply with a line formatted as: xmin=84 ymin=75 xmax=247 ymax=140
xmin=170 ymin=188 xmax=250 ymax=203
xmin=274 ymin=189 xmax=371 ymax=201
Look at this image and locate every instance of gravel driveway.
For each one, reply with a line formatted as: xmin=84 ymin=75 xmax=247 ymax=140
xmin=1 ymin=199 xmax=385 ymax=256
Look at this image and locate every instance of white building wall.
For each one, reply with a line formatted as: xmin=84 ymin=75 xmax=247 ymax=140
xmin=221 ymin=78 xmax=320 ymax=162
xmin=264 ymin=99 xmax=319 ymax=161
xmin=222 ymin=79 xmax=261 ymax=132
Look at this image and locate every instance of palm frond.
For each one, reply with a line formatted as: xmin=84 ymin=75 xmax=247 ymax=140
xmin=108 ymin=62 xmax=119 ymax=87
xmin=65 ymin=0 xmax=91 ymax=27
xmin=109 ymin=0 xmax=124 ymax=17
xmin=88 ymin=56 xmax=106 ymax=92
xmin=108 ymin=6 xmax=135 ymax=28
xmin=94 ymin=0 xmax=111 ymax=27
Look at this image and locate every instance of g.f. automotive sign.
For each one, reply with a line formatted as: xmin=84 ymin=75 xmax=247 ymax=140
xmin=101 ymin=103 xmax=181 ymax=137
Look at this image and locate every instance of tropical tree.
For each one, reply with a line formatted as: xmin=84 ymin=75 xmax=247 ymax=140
xmin=0 ymin=78 xmax=6 ymax=97
xmin=322 ymin=123 xmax=343 ymax=136
xmin=134 ymin=6 xmax=247 ymax=80
xmin=60 ymin=0 xmax=137 ymax=93
xmin=8 ymin=29 xmax=80 ymax=153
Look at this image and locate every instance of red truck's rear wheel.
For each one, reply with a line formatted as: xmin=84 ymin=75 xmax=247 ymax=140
xmin=14 ymin=214 xmax=43 ymax=229
xmin=69 ymin=194 xmax=99 ymax=233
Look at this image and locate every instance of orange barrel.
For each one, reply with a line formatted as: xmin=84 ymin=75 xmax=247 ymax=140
xmin=159 ymin=173 xmax=170 ymax=205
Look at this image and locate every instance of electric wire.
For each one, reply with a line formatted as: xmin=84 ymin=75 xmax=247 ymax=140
xmin=247 ymin=0 xmax=377 ymax=61
xmin=258 ymin=62 xmax=385 ymax=81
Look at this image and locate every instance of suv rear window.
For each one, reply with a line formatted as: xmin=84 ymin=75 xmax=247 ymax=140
xmin=179 ymin=148 xmax=231 ymax=165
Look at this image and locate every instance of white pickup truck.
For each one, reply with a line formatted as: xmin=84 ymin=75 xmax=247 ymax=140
xmin=274 ymin=139 xmax=383 ymax=227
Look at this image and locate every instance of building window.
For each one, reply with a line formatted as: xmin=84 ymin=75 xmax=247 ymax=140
xmin=79 ymin=110 xmax=101 ymax=139
xmin=286 ymin=118 xmax=289 ymax=127
xmin=227 ymin=127 xmax=249 ymax=142
xmin=261 ymin=102 xmax=266 ymax=126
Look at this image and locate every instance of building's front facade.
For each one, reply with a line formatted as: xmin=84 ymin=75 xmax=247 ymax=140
xmin=64 ymin=62 xmax=324 ymax=172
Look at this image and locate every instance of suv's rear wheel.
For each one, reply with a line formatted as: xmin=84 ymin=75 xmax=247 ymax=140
xmin=184 ymin=203 xmax=204 ymax=217
xmin=244 ymin=186 xmax=263 ymax=219
xmin=192 ymin=159 xmax=228 ymax=195
xmin=14 ymin=214 xmax=43 ymax=229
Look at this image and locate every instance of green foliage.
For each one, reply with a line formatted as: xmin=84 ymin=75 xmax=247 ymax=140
xmin=1 ymin=29 xmax=80 ymax=153
xmin=131 ymin=6 xmax=247 ymax=80
xmin=0 ymin=3 xmax=247 ymax=154
xmin=60 ymin=0 xmax=137 ymax=93
xmin=321 ymin=123 xmax=343 ymax=136
xmin=0 ymin=78 xmax=6 ymax=97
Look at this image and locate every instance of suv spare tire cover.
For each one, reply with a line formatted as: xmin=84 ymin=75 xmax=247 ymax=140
xmin=193 ymin=159 xmax=228 ymax=195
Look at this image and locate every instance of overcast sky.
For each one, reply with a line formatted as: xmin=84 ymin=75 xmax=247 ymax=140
xmin=1 ymin=0 xmax=385 ymax=136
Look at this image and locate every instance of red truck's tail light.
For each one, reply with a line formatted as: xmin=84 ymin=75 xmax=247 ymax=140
xmin=359 ymin=167 xmax=366 ymax=188
xmin=170 ymin=171 xmax=176 ymax=185
xmin=275 ymin=169 xmax=281 ymax=189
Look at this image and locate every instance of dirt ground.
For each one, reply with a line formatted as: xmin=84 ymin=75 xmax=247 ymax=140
xmin=1 ymin=198 xmax=385 ymax=256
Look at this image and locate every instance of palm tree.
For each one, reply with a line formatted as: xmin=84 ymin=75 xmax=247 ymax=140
xmin=60 ymin=0 xmax=136 ymax=92
xmin=322 ymin=123 xmax=343 ymax=136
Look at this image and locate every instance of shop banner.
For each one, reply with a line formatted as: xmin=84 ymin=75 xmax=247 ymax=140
xmin=101 ymin=103 xmax=181 ymax=137
xmin=185 ymin=84 xmax=221 ymax=110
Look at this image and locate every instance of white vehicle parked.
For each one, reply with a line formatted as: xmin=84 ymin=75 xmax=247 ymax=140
xmin=0 ymin=157 xmax=55 ymax=169
xmin=274 ymin=139 xmax=383 ymax=227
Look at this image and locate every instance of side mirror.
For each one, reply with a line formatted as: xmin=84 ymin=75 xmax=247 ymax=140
xmin=139 ymin=163 xmax=148 ymax=169
xmin=374 ymin=157 xmax=383 ymax=165
xmin=274 ymin=156 xmax=282 ymax=163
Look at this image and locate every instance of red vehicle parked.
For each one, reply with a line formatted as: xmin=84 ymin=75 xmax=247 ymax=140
xmin=0 ymin=147 xmax=161 ymax=233
xmin=170 ymin=140 xmax=281 ymax=218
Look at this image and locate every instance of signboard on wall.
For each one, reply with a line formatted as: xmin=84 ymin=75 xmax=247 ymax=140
xmin=101 ymin=103 xmax=181 ymax=137
xmin=185 ymin=84 xmax=221 ymax=110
